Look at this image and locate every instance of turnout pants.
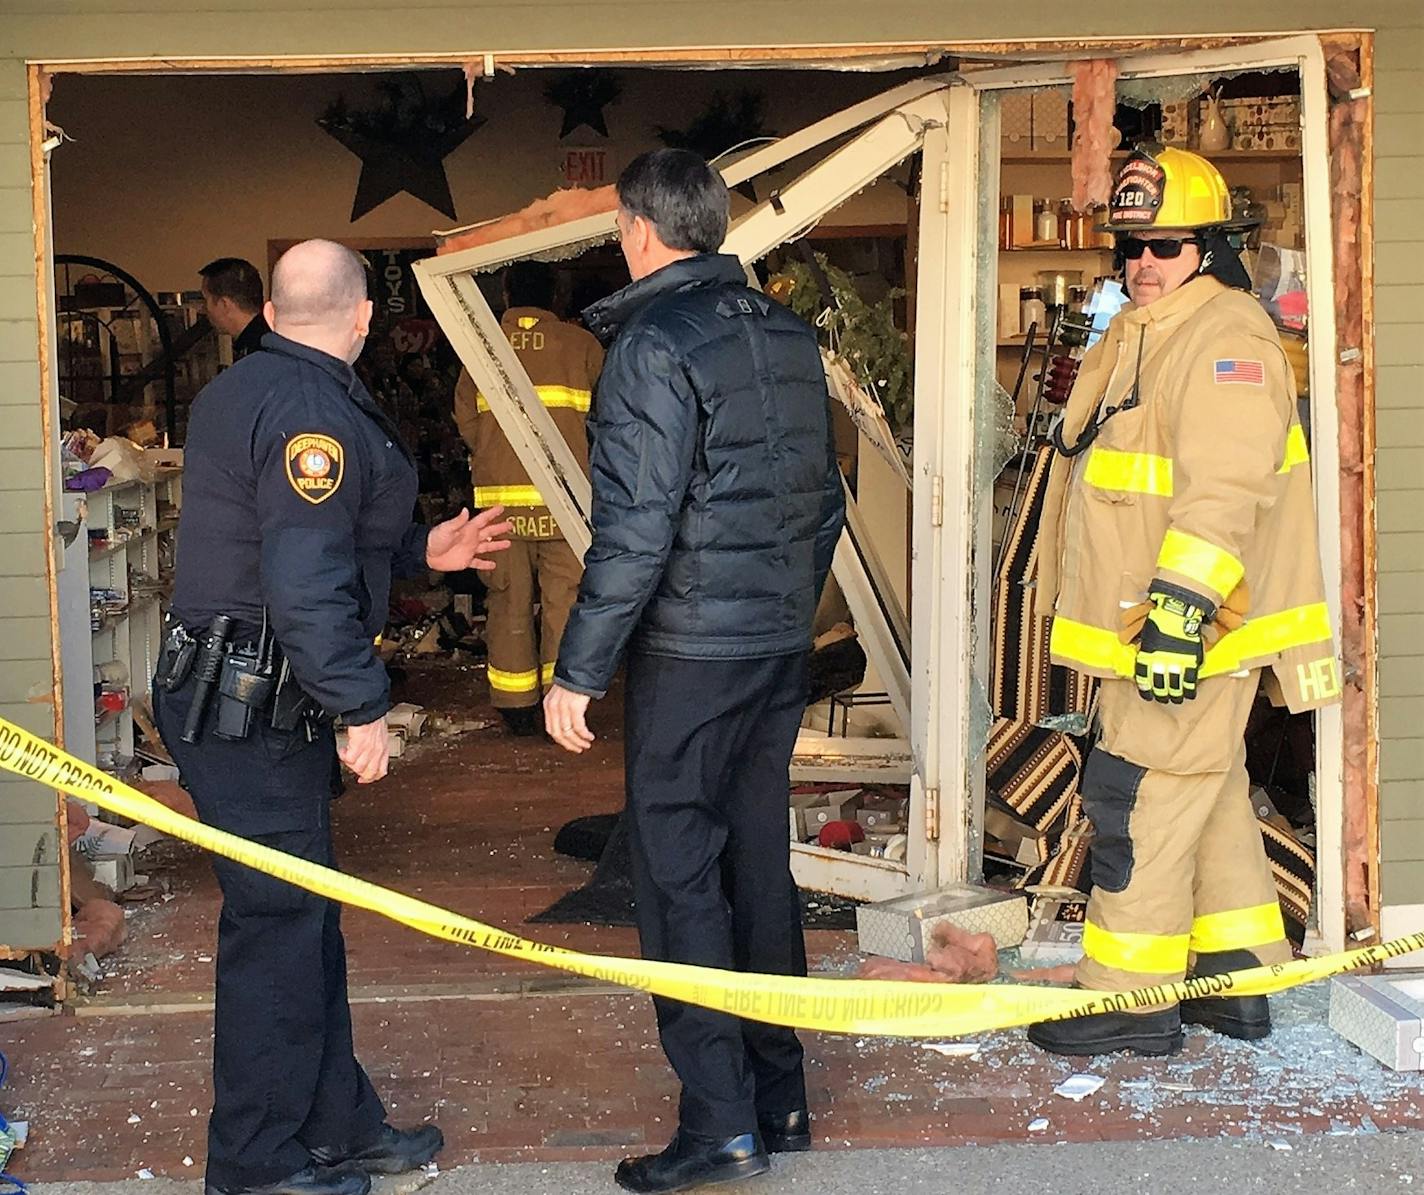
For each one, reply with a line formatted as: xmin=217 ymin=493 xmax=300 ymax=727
xmin=624 ymin=651 xmax=810 ymax=1138
xmin=484 ymin=536 xmax=583 ymax=709
xmin=154 ymin=682 xmax=385 ymax=1189
xmin=1075 ymin=672 xmax=1293 ymax=993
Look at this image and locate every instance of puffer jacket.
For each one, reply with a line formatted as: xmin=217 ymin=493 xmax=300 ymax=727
xmin=554 ymin=253 xmax=845 ymax=698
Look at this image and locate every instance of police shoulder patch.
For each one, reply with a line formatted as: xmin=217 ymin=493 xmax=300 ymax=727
xmin=286 ymin=432 xmax=345 ymax=504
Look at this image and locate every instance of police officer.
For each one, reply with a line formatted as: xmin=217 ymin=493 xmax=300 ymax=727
xmin=1028 ymin=149 xmax=1340 ymax=1057
xmin=453 ymin=261 xmax=602 ymax=736
xmin=155 ymin=240 xmax=512 ymax=1195
xmin=199 ymin=257 xmax=271 ymax=360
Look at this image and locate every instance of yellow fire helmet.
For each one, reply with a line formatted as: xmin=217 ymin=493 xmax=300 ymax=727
xmin=1097 ymin=145 xmax=1244 ymax=233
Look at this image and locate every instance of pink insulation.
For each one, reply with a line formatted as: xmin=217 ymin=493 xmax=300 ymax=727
xmin=436 ymin=185 xmax=618 ymax=255
xmin=1070 ymin=59 xmax=1120 ymax=211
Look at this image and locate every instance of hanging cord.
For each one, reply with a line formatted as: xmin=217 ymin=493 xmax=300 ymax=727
xmin=1051 ymin=323 xmax=1146 ymax=458
xmin=0 ymin=1049 xmax=27 ymax=1194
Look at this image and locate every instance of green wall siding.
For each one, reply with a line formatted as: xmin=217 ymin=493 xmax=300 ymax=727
xmin=0 ymin=2 xmax=1420 ymax=941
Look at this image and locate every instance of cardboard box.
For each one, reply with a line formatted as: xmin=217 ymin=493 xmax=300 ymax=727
xmin=856 ymin=884 xmax=1029 ymax=962
xmin=998 ymin=283 xmax=1022 ymax=340
xmin=89 ymin=852 xmax=135 ymax=894
xmin=789 ymin=792 xmax=827 ymax=840
xmin=1011 ymin=195 xmax=1036 ymax=248
xmin=1019 ymin=897 xmax=1088 ymax=966
xmin=984 ymin=803 xmax=1048 ymax=868
xmin=805 ymin=790 xmax=865 ymax=832
xmin=1329 ymin=972 xmax=1424 ymax=1071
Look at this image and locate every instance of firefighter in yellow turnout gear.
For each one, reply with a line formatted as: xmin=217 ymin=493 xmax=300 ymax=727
xmin=1029 ymin=147 xmax=1341 ymax=1057
xmin=454 ymin=262 xmax=603 ymax=736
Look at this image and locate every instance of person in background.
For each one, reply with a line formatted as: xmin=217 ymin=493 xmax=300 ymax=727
xmin=200 ymin=256 xmax=270 ymax=359
xmin=544 ymin=150 xmax=845 ymax=1194
xmin=453 ymin=261 xmax=603 ymax=736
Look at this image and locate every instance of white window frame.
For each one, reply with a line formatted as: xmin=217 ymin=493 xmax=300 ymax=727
xmin=963 ymin=35 xmax=1345 ymax=952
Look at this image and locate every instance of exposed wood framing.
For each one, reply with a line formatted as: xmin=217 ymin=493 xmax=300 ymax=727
xmin=1321 ymin=32 xmax=1376 ymax=936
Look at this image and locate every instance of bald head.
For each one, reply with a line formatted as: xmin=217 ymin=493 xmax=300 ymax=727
xmin=265 ymin=239 xmax=373 ymax=364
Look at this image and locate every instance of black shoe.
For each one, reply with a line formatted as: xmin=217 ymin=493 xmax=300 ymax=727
xmin=499 ymin=707 xmax=542 ymax=737
xmin=1028 ymin=1006 xmax=1183 ymax=1057
xmin=1182 ymin=948 xmax=1273 ymax=1040
xmin=615 ymin=1130 xmax=770 ymax=1193
xmin=310 ymin=1123 xmax=445 ymax=1175
xmin=205 ymin=1164 xmax=370 ymax=1195
xmin=758 ymin=1109 xmax=812 ymax=1153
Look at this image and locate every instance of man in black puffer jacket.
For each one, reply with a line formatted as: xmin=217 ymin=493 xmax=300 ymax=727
xmin=544 ymin=149 xmax=845 ymax=1195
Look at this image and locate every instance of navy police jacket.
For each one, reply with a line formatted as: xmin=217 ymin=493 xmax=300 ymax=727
xmin=554 ymin=253 xmax=845 ymax=698
xmin=171 ymin=334 xmax=427 ymax=724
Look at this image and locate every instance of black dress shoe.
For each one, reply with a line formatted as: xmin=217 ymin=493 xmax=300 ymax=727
xmin=204 ymin=1163 xmax=370 ymax=1195
xmin=1028 ymin=1006 xmax=1183 ymax=1057
xmin=615 ymin=1130 xmax=770 ymax=1193
xmin=1181 ymin=948 xmax=1272 ymax=1040
xmin=758 ymin=1109 xmax=812 ymax=1153
xmin=310 ymin=1123 xmax=444 ymax=1175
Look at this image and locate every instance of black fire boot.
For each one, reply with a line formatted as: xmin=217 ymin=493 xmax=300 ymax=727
xmin=1028 ymin=1005 xmax=1183 ymax=1057
xmin=1181 ymin=949 xmax=1273 ymax=1041
xmin=310 ymin=1123 xmax=445 ymax=1175
xmin=614 ymin=1129 xmax=770 ymax=1193
xmin=205 ymin=1164 xmax=370 ymax=1195
xmin=758 ymin=1109 xmax=812 ymax=1153
xmin=499 ymin=707 xmax=542 ymax=737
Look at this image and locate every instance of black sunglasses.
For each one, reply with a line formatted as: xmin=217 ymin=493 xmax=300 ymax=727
xmin=1117 ymin=235 xmax=1201 ymax=260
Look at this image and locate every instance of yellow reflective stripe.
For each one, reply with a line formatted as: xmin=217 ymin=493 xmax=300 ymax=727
xmin=537 ymin=385 xmax=592 ymax=412
xmin=1190 ymin=903 xmax=1287 ymax=954
xmin=1200 ymin=602 xmax=1333 ymax=678
xmin=1052 ymin=602 xmax=1333 ymax=681
xmin=1050 ymin=617 xmax=1137 ymax=676
xmin=1278 ymin=424 xmax=1310 ymax=474
xmin=541 ymin=662 xmax=556 ymax=685
xmin=1083 ymin=922 xmax=1190 ymax=976
xmin=487 ymin=666 xmax=540 ymax=693
xmin=1083 ymin=448 xmax=1174 ymax=497
xmin=475 ymin=385 xmax=592 ymax=415
xmin=1157 ymin=528 xmax=1244 ymax=598
xmin=474 ymin=485 xmax=544 ymax=507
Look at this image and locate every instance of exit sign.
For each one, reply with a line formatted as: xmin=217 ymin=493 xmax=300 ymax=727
xmin=560 ymin=148 xmax=609 ymax=186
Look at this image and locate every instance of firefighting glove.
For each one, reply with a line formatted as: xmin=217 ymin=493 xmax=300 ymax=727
xmin=1134 ymin=583 xmax=1214 ymax=704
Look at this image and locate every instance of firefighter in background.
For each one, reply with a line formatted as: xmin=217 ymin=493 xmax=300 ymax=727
xmin=454 ymin=261 xmax=603 ymax=736
xmin=1029 ymin=147 xmax=1341 ymax=1057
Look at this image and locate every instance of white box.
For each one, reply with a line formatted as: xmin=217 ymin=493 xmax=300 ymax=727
xmin=856 ymin=884 xmax=1029 ymax=962
xmin=1018 ymin=897 xmax=1087 ymax=967
xmin=1329 ymin=972 xmax=1424 ymax=1071
xmin=90 ymin=852 xmax=135 ymax=894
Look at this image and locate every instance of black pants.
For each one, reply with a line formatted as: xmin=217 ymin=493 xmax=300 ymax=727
xmin=154 ymin=683 xmax=385 ymax=1188
xmin=624 ymin=651 xmax=810 ymax=1138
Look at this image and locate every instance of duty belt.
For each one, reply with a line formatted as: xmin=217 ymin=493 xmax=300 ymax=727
xmin=156 ymin=613 xmax=322 ymax=742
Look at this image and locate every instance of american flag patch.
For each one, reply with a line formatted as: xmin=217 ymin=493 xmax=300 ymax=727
xmin=1214 ymin=358 xmax=1265 ymax=386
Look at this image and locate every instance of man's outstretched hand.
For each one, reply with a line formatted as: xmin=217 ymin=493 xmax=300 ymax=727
xmin=544 ymin=683 xmax=595 ymax=754
xmin=425 ymin=506 xmax=513 ymax=572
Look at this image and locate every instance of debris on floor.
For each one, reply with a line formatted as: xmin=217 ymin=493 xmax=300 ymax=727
xmin=1329 ymin=972 xmax=1424 ymax=1071
xmin=1054 ymin=1073 xmax=1107 ymax=1101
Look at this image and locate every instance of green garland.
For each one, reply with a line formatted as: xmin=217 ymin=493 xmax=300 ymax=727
xmin=779 ymin=255 xmax=912 ymax=440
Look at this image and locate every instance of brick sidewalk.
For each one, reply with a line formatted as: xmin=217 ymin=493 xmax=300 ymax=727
xmin=7 ymin=661 xmax=1423 ymax=1182
xmin=5 ymin=978 xmax=1424 ymax=1182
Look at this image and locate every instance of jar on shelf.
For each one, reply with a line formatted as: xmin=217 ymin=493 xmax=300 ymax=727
xmin=999 ymin=197 xmax=1013 ymax=250
xmin=1035 ymin=199 xmax=1058 ymax=244
xmin=1058 ymin=200 xmax=1076 ymax=248
xmin=1019 ymin=287 xmax=1047 ymax=334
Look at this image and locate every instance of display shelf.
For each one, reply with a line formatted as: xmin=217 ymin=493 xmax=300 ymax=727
xmin=88 ymin=527 xmax=156 ymax=560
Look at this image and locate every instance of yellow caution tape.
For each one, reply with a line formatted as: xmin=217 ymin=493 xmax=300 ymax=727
xmin=5 ymin=715 xmax=1418 ymax=1038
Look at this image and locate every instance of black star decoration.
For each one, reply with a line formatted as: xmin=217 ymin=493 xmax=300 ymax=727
xmin=544 ymin=71 xmax=621 ymax=140
xmin=319 ymin=81 xmax=485 ymax=222
xmin=322 ymin=118 xmax=483 ymax=222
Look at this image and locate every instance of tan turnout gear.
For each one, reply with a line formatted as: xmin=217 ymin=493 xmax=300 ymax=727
xmin=454 ymin=305 xmax=603 ymax=708
xmin=1037 ymin=272 xmax=1341 ymax=993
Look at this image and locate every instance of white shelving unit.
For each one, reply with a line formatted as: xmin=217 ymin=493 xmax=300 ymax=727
xmin=68 ymin=467 xmax=182 ymax=775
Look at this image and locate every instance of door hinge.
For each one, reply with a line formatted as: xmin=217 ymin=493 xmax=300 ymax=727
xmin=925 ymin=787 xmax=940 ymax=841
xmin=930 ymin=475 xmax=944 ymax=527
xmin=939 ymin=160 xmax=950 ymax=214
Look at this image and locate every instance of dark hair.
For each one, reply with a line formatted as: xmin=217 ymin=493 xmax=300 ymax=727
xmin=199 ymin=257 xmax=264 ymax=313
xmin=504 ymin=260 xmax=557 ymax=310
xmin=616 ymin=149 xmax=729 ymax=254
